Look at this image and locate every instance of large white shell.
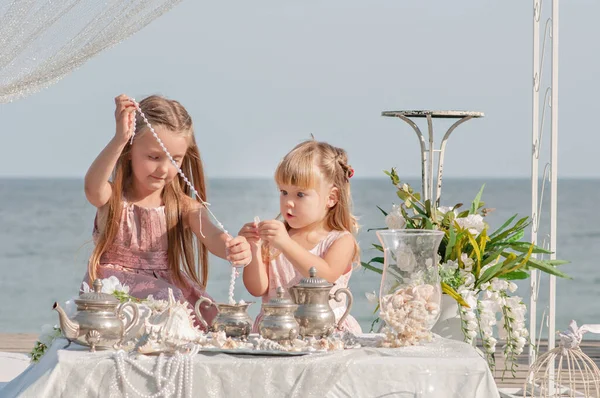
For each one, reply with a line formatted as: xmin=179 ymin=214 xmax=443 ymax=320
xmin=136 ymin=289 xmax=204 ymax=354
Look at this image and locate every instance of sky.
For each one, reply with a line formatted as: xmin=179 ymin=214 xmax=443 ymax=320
xmin=1 ymin=1 xmax=598 ymax=179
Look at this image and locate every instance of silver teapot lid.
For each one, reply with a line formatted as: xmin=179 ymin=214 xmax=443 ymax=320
xmin=295 ymin=267 xmax=332 ymax=288
xmin=266 ymin=287 xmax=297 ymax=307
xmin=75 ymin=279 xmax=120 ymax=307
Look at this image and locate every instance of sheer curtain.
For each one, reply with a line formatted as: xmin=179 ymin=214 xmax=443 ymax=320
xmin=0 ymin=0 xmax=182 ymax=104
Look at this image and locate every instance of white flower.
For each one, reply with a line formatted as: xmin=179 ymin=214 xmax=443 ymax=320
xmin=443 ymin=259 xmax=459 ymax=271
xmin=80 ymin=276 xmax=130 ymax=295
xmin=460 ymin=253 xmax=475 ymax=272
xmin=395 ymin=246 xmax=417 ymax=272
xmin=507 ymin=282 xmax=518 ymax=293
xmin=385 ymin=204 xmax=406 ymax=230
xmin=455 ymin=214 xmax=485 ymax=235
xmin=491 ymin=278 xmax=509 ymax=292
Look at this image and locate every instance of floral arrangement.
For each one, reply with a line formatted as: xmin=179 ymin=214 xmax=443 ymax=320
xmin=29 ymin=276 xmax=138 ymax=363
xmin=362 ymin=168 xmax=569 ymax=375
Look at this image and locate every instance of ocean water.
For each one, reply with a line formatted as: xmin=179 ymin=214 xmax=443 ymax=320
xmin=0 ymin=177 xmax=598 ymax=338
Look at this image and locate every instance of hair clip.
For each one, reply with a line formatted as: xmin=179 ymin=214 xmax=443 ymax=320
xmin=348 ymin=168 xmax=354 ymax=179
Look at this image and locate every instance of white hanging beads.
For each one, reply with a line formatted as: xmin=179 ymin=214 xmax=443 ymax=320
xmin=128 ymin=97 xmax=244 ymax=305
xmin=128 ymin=98 xmax=227 ymax=234
xmin=112 ymin=350 xmax=196 ymax=398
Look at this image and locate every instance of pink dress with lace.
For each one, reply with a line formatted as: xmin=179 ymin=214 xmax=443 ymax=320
xmin=253 ymin=230 xmax=362 ymax=334
xmin=81 ymin=201 xmax=217 ymax=329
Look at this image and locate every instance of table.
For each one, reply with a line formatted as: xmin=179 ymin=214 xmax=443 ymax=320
xmin=382 ymin=110 xmax=484 ymax=206
xmin=1 ymin=335 xmax=499 ymax=397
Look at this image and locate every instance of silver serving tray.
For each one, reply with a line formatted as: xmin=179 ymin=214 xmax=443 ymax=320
xmin=197 ymin=347 xmax=316 ymax=357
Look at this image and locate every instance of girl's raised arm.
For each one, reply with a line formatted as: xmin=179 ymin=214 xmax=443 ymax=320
xmin=186 ymin=203 xmax=252 ymax=267
xmin=84 ymin=95 xmax=135 ymax=208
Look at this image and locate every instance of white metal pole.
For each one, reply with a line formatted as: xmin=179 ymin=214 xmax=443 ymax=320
xmin=529 ymin=0 xmax=540 ymax=366
xmin=548 ymin=0 xmax=559 ymax=352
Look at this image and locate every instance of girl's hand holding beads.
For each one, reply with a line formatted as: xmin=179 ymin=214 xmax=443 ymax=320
xmin=258 ymin=220 xmax=290 ymax=249
xmin=226 ymin=236 xmax=252 ymax=266
xmin=114 ymin=94 xmax=136 ymax=145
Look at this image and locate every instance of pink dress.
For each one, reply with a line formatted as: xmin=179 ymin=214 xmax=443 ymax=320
xmin=253 ymin=230 xmax=362 ymax=334
xmin=81 ymin=201 xmax=217 ymax=329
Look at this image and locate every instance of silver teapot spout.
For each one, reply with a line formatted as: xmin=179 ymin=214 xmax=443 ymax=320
xmin=53 ymin=301 xmax=80 ymax=340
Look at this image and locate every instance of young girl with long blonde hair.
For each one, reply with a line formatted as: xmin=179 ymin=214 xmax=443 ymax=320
xmin=83 ymin=94 xmax=251 ymax=327
xmin=240 ymin=139 xmax=362 ymax=333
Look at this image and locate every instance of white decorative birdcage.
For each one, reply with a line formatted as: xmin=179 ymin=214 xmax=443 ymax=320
xmin=524 ymin=321 xmax=600 ymax=398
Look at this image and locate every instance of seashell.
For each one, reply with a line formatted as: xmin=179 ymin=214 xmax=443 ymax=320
xmin=135 ymin=289 xmax=205 ymax=354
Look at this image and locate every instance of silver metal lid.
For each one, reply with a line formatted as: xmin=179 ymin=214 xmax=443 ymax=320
xmin=75 ymin=279 xmax=119 ymax=307
xmin=269 ymin=287 xmax=295 ymax=305
xmin=295 ymin=267 xmax=332 ymax=288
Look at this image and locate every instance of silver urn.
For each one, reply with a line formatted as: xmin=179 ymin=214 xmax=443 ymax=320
xmin=289 ymin=267 xmax=353 ymax=339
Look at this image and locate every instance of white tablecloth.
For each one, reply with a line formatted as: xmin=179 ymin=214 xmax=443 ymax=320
xmin=1 ymin=335 xmax=499 ymax=397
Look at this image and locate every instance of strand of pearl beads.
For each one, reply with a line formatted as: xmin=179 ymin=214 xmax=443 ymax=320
xmin=113 ymin=350 xmax=194 ymax=398
xmin=130 ymin=98 xmax=241 ymax=304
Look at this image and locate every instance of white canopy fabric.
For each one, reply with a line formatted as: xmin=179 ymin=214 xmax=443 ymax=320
xmin=0 ymin=0 xmax=182 ymax=104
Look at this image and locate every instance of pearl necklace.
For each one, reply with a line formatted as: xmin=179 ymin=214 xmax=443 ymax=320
xmin=129 ymin=98 xmax=240 ymax=304
xmin=112 ymin=349 xmax=196 ymax=398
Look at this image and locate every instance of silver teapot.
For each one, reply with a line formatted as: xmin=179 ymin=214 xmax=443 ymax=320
xmin=53 ymin=279 xmax=139 ymax=352
xmin=258 ymin=287 xmax=299 ymax=344
xmin=194 ymin=297 xmax=254 ymax=340
xmin=289 ymin=267 xmax=353 ymax=339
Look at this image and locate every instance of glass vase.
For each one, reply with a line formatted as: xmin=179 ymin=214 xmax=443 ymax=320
xmin=376 ymin=229 xmax=444 ymax=346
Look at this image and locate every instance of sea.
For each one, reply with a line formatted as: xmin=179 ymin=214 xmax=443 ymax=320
xmin=0 ymin=177 xmax=598 ymax=338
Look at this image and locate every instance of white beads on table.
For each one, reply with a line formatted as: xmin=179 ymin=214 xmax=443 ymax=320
xmin=111 ymin=350 xmax=195 ymax=398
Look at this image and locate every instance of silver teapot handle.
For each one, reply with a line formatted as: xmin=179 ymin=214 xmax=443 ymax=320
xmin=194 ymin=296 xmax=217 ymax=331
xmin=329 ymin=288 xmax=353 ymax=330
xmin=117 ymin=302 xmax=140 ymax=344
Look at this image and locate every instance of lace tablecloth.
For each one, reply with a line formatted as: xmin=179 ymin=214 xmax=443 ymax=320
xmin=1 ymin=335 xmax=499 ymax=397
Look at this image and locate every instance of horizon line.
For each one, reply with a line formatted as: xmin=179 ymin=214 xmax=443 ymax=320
xmin=1 ymin=175 xmax=599 ymax=180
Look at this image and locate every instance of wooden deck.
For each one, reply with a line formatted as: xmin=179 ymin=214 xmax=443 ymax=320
xmin=2 ymin=333 xmax=600 ymax=392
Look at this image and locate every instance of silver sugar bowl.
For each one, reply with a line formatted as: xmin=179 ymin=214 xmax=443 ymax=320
xmin=195 ymin=297 xmax=254 ymax=340
xmin=258 ymin=286 xmax=299 ymax=343
xmin=289 ymin=267 xmax=353 ymax=339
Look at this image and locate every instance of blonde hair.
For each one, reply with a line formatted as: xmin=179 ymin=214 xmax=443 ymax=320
xmin=88 ymin=95 xmax=209 ymax=289
xmin=263 ymin=139 xmax=359 ymax=263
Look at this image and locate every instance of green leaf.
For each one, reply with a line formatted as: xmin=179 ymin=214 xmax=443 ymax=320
xmin=445 ymin=227 xmax=456 ymax=261
xmin=504 ymin=242 xmax=552 ymax=254
xmin=500 ymin=270 xmax=530 ymax=280
xmin=544 ymin=259 xmax=570 ymax=266
xmin=441 ymin=282 xmax=470 ymax=307
xmin=361 ymin=261 xmax=383 ymax=274
xmin=506 ymin=230 xmax=525 ymax=243
xmin=526 ymin=258 xmax=571 ymax=278
xmin=369 ymin=257 xmax=384 ymax=264
xmin=489 ymin=217 xmax=530 ymax=243
xmin=372 ymin=244 xmax=383 ymax=251
xmin=476 ymin=260 xmax=504 ymax=288
xmin=377 ymin=206 xmax=388 ymax=217
xmin=488 ymin=214 xmax=518 ymax=239
xmin=470 ymin=184 xmax=485 ymax=215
